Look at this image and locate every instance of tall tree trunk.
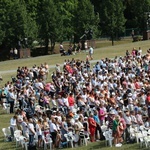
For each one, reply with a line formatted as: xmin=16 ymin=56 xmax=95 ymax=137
xmin=50 ymin=38 xmax=55 ymax=54
xmin=45 ymin=38 xmax=49 ymax=55
xmin=111 ymin=34 xmax=114 ymax=46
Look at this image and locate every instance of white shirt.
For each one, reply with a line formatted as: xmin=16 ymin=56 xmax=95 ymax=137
xmin=49 ymin=122 xmax=57 ymax=132
xmin=124 ymin=115 xmax=132 ymax=125
xmin=136 ymin=114 xmax=143 ymax=125
xmin=36 ymin=124 xmax=42 ymax=135
xmin=10 ymin=117 xmax=16 ymax=127
xmin=62 ymin=98 xmax=69 ymax=107
xmin=14 ymin=48 xmax=18 ymax=54
xmin=28 ymin=123 xmax=35 ymax=135
xmin=21 ymin=121 xmax=29 ymax=133
xmin=89 ymin=47 xmax=93 ymax=54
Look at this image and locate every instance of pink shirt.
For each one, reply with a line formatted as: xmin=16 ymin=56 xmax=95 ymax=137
xmin=99 ymin=108 xmax=105 ymax=121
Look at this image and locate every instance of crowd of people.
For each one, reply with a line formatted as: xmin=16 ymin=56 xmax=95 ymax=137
xmin=0 ymin=47 xmax=150 ymax=149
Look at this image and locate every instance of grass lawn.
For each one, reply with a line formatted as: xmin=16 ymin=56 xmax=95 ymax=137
xmin=0 ymin=105 xmax=149 ymax=150
xmin=0 ymin=39 xmax=150 ymax=86
xmin=0 ymin=39 xmax=150 ymax=149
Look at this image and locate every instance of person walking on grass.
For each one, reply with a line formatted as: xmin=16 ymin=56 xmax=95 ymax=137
xmin=89 ymin=46 xmax=94 ymax=60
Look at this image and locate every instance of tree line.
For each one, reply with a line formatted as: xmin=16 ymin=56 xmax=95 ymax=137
xmin=0 ymin=0 xmax=150 ymax=55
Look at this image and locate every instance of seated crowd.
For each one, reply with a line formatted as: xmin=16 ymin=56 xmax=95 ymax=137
xmin=0 ymin=47 xmax=150 ymax=149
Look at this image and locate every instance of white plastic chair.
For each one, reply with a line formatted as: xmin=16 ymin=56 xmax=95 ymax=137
xmin=147 ymin=129 xmax=150 ymax=135
xmin=129 ymin=127 xmax=136 ymax=139
xmin=19 ymin=136 xmax=29 ymax=150
xmin=142 ymin=130 xmax=148 ymax=137
xmin=135 ymin=132 xmax=143 ymax=144
xmin=14 ymin=130 xmax=22 ymax=147
xmin=14 ymin=102 xmax=20 ymax=112
xmin=43 ymin=134 xmax=53 ymax=150
xmin=101 ymin=125 xmax=108 ymax=133
xmin=34 ymin=133 xmax=38 ymax=146
xmin=79 ymin=131 xmax=89 ymax=146
xmin=144 ymin=136 xmax=150 ymax=148
xmin=2 ymin=128 xmax=11 ymax=141
xmin=103 ymin=130 xmax=114 ymax=147
xmin=139 ymin=126 xmax=145 ymax=131
xmin=64 ymin=133 xmax=74 ymax=148
xmin=3 ymin=103 xmax=10 ymax=114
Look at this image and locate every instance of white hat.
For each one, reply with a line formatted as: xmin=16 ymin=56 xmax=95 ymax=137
xmin=128 ymin=98 xmax=133 ymax=103
xmin=128 ymin=93 xmax=132 ymax=97
xmin=109 ymin=110 xmax=116 ymax=115
xmin=119 ymin=100 xmax=124 ymax=104
xmin=84 ymin=117 xmax=88 ymax=120
xmin=112 ymin=92 xmax=115 ymax=96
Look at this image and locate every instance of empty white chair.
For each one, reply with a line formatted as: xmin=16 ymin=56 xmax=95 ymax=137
xmin=19 ymin=136 xmax=28 ymax=150
xmin=14 ymin=130 xmax=22 ymax=147
xmin=139 ymin=126 xmax=145 ymax=131
xmin=144 ymin=136 xmax=150 ymax=148
xmin=43 ymin=134 xmax=53 ymax=150
xmin=2 ymin=128 xmax=11 ymax=142
xmin=64 ymin=133 xmax=74 ymax=148
xmin=34 ymin=133 xmax=38 ymax=146
xmin=79 ymin=131 xmax=89 ymax=146
xmin=135 ymin=132 xmax=143 ymax=144
xmin=101 ymin=125 xmax=108 ymax=133
xmin=147 ymin=129 xmax=150 ymax=135
xmin=129 ymin=127 xmax=136 ymax=139
xmin=142 ymin=130 xmax=148 ymax=137
xmin=103 ymin=130 xmax=114 ymax=147
xmin=3 ymin=103 xmax=10 ymax=114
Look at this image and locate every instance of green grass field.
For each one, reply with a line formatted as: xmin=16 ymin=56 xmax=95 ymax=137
xmin=0 ymin=39 xmax=150 ymax=150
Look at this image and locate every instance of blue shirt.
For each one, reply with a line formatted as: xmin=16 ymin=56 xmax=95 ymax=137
xmin=93 ymin=115 xmax=100 ymax=124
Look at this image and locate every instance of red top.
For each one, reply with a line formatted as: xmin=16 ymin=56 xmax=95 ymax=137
xmin=68 ymin=96 xmax=75 ymax=106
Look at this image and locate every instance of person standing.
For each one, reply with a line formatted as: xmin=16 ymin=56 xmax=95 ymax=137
xmin=88 ymin=113 xmax=96 ymax=142
xmin=93 ymin=109 xmax=101 ymax=140
xmin=68 ymin=93 xmax=75 ymax=112
xmin=14 ymin=48 xmax=18 ymax=59
xmin=49 ymin=118 xmax=58 ymax=149
xmin=10 ymin=115 xmax=17 ymax=139
xmin=36 ymin=118 xmax=43 ymax=148
xmin=8 ymin=88 xmax=15 ymax=113
xmin=112 ymin=115 xmax=121 ymax=146
xmin=28 ymin=118 xmax=36 ymax=147
xmin=89 ymin=46 xmax=94 ymax=60
xmin=84 ymin=41 xmax=88 ymax=51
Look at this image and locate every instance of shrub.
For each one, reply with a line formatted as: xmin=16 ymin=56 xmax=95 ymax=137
xmin=133 ymin=36 xmax=142 ymax=42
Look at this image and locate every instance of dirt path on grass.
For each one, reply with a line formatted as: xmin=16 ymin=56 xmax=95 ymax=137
xmin=0 ymin=59 xmax=99 ymax=75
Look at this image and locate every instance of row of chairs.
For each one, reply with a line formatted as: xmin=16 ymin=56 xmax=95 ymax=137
xmin=63 ymin=131 xmax=90 ymax=148
xmin=103 ymin=129 xmax=114 ymax=147
xmin=2 ymin=127 xmax=53 ymax=150
xmin=2 ymin=127 xmax=91 ymax=150
xmin=3 ymin=102 xmax=20 ymax=114
xmin=129 ymin=125 xmax=150 ymax=148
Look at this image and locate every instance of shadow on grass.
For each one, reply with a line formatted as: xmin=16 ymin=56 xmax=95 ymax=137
xmin=87 ymin=141 xmax=149 ymax=150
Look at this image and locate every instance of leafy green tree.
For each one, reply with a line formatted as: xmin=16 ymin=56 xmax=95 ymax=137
xmin=54 ymin=0 xmax=78 ymax=42
xmin=0 ymin=0 xmax=37 ymax=49
xmin=37 ymin=0 xmax=63 ymax=54
xmin=24 ymin=0 xmax=38 ymax=45
xmin=98 ymin=0 xmax=126 ymax=45
xmin=0 ymin=1 xmax=6 ymax=46
xmin=73 ymin=0 xmax=100 ymax=43
xmin=124 ymin=0 xmax=150 ymax=30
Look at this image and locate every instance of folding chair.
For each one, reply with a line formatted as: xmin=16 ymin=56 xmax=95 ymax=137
xmin=64 ymin=132 xmax=74 ymax=148
xmin=103 ymin=130 xmax=114 ymax=147
xmin=14 ymin=130 xmax=22 ymax=147
xmin=43 ymin=134 xmax=53 ymax=150
xmin=2 ymin=128 xmax=11 ymax=142
xmin=79 ymin=131 xmax=89 ymax=146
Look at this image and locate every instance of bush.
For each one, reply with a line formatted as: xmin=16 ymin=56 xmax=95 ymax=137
xmin=133 ymin=36 xmax=142 ymax=42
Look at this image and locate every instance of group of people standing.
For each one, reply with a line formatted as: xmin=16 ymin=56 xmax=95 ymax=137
xmin=0 ymin=46 xmax=150 ymax=149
